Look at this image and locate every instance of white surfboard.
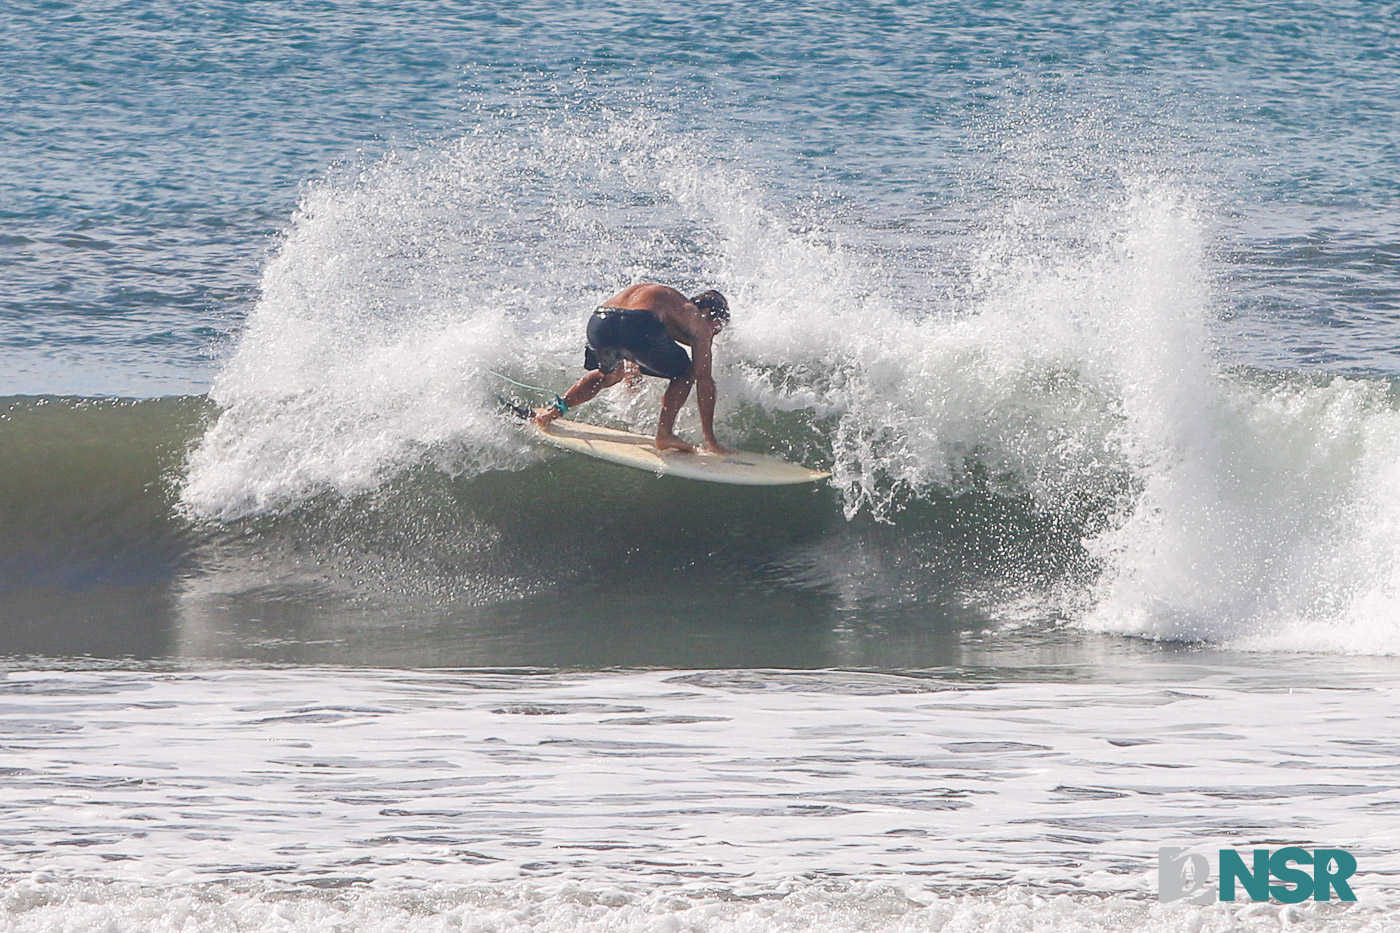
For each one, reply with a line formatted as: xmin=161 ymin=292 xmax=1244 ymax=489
xmin=533 ymin=418 xmax=829 ymax=486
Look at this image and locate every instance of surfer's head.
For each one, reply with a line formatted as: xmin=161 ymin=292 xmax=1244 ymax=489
xmin=692 ymin=290 xmax=729 ymax=332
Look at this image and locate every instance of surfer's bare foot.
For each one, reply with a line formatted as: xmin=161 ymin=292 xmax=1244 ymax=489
xmin=655 ymin=432 xmax=697 ymax=453
xmin=703 ymin=439 xmax=735 ymax=455
xmin=533 ymin=407 xmax=560 ymax=427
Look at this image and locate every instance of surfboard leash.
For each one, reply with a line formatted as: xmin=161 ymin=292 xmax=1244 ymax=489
xmin=486 ymin=370 xmax=568 ymax=416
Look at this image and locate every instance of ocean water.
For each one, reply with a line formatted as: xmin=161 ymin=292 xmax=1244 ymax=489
xmin=4 ymin=1 xmax=1400 ymax=929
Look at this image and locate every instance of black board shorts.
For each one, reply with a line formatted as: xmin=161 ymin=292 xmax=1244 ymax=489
xmin=583 ymin=307 xmax=692 ymax=380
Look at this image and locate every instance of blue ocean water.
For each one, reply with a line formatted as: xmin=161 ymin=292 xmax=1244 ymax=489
xmin=5 ymin=3 xmax=1400 ymax=929
xmin=4 ymin=0 xmax=1399 ymax=395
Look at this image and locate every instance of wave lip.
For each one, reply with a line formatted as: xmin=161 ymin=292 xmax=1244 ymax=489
xmin=1081 ymin=373 xmax=1400 ymax=656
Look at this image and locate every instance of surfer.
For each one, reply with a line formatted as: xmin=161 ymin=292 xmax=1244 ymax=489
xmin=533 ymin=284 xmax=734 ymax=455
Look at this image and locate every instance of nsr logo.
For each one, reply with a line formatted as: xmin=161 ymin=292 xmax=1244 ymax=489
xmin=1159 ymin=847 xmax=1358 ymax=904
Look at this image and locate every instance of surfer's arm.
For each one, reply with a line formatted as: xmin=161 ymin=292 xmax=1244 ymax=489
xmin=690 ymin=335 xmax=733 ymax=455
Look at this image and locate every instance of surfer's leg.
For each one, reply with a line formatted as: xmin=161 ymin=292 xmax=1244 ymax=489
xmin=533 ymin=367 xmax=626 ymax=425
xmin=655 ymin=374 xmax=696 ymax=452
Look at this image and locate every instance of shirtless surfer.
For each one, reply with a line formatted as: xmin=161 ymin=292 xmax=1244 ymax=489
xmin=533 ymin=284 xmax=733 ymax=455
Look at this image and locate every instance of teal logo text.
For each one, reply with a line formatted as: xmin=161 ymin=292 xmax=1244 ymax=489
xmin=1158 ymin=847 xmax=1357 ymax=903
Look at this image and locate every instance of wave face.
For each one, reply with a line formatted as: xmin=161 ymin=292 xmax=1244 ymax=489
xmin=4 ymin=109 xmax=1399 ymax=659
